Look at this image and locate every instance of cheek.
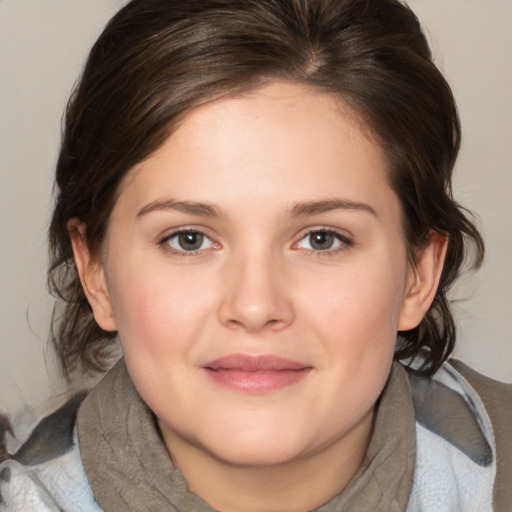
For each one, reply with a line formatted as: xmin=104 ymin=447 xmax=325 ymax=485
xmin=296 ymin=252 xmax=408 ymax=407
xmin=106 ymin=266 xmax=214 ymax=405
xmin=303 ymin=259 xmax=407 ymax=341
xmin=106 ymin=263 xmax=215 ymax=354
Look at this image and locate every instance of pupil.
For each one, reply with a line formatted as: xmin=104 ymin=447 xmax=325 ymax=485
xmin=310 ymin=231 xmax=334 ymax=250
xmin=179 ymin=232 xmax=203 ymax=250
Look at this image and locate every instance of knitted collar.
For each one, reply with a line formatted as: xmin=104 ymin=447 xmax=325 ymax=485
xmin=77 ymin=359 xmax=416 ymax=511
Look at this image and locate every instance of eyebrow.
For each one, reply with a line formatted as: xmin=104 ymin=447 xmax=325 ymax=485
xmin=137 ymin=199 xmax=225 ymax=218
xmin=288 ymin=199 xmax=377 ymax=218
xmin=136 ymin=197 xmax=377 ymax=219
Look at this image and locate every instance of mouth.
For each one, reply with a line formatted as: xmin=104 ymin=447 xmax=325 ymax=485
xmin=202 ymin=354 xmax=312 ymax=393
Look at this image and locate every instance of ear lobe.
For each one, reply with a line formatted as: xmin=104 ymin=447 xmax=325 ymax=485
xmin=398 ymin=232 xmax=448 ymax=331
xmin=68 ymin=219 xmax=117 ymax=332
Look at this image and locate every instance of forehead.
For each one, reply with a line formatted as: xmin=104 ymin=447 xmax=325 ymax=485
xmin=129 ymin=83 xmax=384 ymax=179
xmin=116 ymin=82 xmax=397 ymax=222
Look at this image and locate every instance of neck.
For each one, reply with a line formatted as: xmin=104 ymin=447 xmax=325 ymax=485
xmin=159 ymin=408 xmax=374 ymax=512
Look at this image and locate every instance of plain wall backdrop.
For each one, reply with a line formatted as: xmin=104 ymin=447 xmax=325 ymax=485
xmin=1 ymin=0 xmax=511 ymax=414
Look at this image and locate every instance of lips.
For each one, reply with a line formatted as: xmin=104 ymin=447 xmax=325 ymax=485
xmin=202 ymin=354 xmax=312 ymax=393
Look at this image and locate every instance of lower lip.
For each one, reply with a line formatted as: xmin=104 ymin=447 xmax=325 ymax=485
xmin=204 ymin=368 xmax=311 ymax=393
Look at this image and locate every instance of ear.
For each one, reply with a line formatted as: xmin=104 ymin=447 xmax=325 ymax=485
xmin=68 ymin=219 xmax=117 ymax=332
xmin=398 ymin=231 xmax=448 ymax=331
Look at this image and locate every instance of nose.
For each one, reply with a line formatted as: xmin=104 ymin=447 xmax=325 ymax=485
xmin=217 ymin=251 xmax=295 ymax=333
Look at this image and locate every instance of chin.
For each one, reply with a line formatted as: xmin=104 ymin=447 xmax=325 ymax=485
xmin=215 ymin=446 xmax=301 ymax=467
xmin=202 ymin=430 xmax=312 ymax=467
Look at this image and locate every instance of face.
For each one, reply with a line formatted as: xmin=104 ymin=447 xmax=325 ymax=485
xmin=77 ymin=82 xmax=430 ymax=469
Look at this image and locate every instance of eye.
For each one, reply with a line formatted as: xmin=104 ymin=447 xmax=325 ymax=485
xmin=296 ymin=229 xmax=351 ymax=252
xmin=161 ymin=230 xmax=214 ymax=253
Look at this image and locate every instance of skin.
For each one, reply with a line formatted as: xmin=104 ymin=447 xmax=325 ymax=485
xmin=71 ymin=82 xmax=447 ymax=512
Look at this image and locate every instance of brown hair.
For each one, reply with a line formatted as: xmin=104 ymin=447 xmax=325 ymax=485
xmin=48 ymin=0 xmax=484 ymax=380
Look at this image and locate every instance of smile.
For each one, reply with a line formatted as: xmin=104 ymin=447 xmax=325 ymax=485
xmin=203 ymin=354 xmax=312 ymax=393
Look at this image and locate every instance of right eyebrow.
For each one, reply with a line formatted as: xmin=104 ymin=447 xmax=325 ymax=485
xmin=136 ymin=199 xmax=225 ymax=218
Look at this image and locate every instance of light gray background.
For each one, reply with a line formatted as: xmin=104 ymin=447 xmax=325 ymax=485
xmin=1 ymin=1 xmax=511 ymax=414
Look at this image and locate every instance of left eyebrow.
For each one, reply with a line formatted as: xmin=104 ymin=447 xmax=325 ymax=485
xmin=137 ymin=199 xmax=225 ymax=218
xmin=288 ymin=199 xmax=377 ymax=218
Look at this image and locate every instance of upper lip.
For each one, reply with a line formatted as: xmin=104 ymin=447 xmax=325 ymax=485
xmin=203 ymin=354 xmax=311 ymax=372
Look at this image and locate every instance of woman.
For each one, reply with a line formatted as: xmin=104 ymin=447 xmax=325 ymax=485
xmin=1 ymin=0 xmax=510 ymax=510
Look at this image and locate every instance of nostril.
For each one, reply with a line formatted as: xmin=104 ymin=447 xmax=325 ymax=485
xmin=225 ymin=317 xmax=282 ymax=333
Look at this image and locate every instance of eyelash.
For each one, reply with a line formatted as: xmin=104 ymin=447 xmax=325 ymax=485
xmin=158 ymin=228 xmax=217 ymax=257
xmin=158 ymin=227 xmax=354 ymax=257
xmin=294 ymin=228 xmax=354 ymax=256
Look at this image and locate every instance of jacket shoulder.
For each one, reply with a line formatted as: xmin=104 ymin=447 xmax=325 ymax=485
xmin=0 ymin=393 xmax=102 ymax=511
xmin=450 ymin=359 xmax=512 ymax=511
